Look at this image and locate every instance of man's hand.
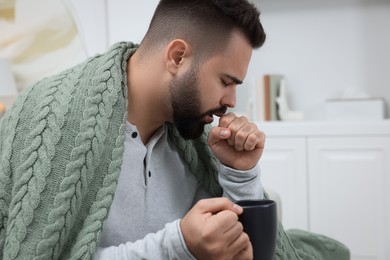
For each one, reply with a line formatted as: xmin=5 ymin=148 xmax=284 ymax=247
xmin=208 ymin=112 xmax=265 ymax=170
xmin=180 ymin=198 xmax=252 ymax=260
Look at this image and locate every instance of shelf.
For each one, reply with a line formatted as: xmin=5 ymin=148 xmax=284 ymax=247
xmin=257 ymin=120 xmax=390 ymax=137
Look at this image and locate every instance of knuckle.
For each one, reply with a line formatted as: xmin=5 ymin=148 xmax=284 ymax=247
xmin=220 ymin=197 xmax=231 ymax=205
xmin=247 ymin=134 xmax=258 ymax=144
xmin=201 ymin=229 xmax=214 ymax=242
xmin=196 ymin=199 xmax=208 ymax=209
xmin=225 ymin=210 xmax=238 ymax=221
xmin=247 ymin=123 xmax=258 ymax=132
xmin=207 ymin=245 xmax=223 ymax=258
xmin=220 ymin=113 xmax=235 ymax=123
xmin=238 ymin=115 xmax=248 ymax=122
xmin=219 ymin=116 xmax=228 ymax=124
xmin=235 ymin=131 xmax=246 ymax=143
xmin=259 ymin=130 xmax=266 ymax=139
xmin=233 ymin=117 xmax=247 ymax=127
xmin=219 ymin=117 xmax=230 ymax=126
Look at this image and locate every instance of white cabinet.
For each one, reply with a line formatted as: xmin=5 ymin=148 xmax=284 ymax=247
xmin=259 ymin=120 xmax=390 ymax=260
xmin=308 ymin=136 xmax=390 ymax=260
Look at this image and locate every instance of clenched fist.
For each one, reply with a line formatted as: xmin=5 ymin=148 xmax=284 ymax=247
xmin=208 ymin=112 xmax=265 ymax=170
xmin=180 ymin=198 xmax=252 ymax=260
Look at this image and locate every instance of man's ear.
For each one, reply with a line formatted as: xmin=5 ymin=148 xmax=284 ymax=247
xmin=165 ymin=39 xmax=191 ymax=75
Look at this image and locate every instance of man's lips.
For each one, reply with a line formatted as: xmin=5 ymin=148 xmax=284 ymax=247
xmin=202 ymin=113 xmax=225 ymax=124
xmin=203 ymin=114 xmax=214 ymax=124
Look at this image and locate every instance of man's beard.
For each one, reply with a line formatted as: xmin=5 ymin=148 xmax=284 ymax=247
xmin=169 ymin=66 xmax=227 ymax=140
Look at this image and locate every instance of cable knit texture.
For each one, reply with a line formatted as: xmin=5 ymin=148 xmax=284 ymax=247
xmin=0 ymin=42 xmax=349 ymax=260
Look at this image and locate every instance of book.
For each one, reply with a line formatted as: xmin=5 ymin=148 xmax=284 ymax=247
xmin=256 ymin=77 xmax=266 ymax=121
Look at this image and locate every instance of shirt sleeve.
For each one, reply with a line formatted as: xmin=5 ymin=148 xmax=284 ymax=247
xmin=93 ymin=220 xmax=196 ymax=260
xmin=219 ymin=163 xmax=264 ymax=202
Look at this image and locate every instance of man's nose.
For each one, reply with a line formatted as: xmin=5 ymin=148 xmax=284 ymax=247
xmin=221 ymin=86 xmax=236 ymax=108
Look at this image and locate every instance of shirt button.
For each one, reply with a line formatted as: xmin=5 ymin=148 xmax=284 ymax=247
xmin=131 ymin=132 xmax=138 ymax=138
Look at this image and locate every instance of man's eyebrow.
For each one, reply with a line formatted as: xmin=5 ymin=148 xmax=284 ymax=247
xmin=224 ymin=74 xmax=243 ymax=85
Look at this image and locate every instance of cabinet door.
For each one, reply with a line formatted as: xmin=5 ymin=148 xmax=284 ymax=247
xmin=308 ymin=136 xmax=390 ymax=260
xmin=261 ymin=137 xmax=308 ymax=230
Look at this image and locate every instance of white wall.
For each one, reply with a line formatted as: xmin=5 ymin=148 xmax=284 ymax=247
xmin=65 ymin=0 xmax=109 ymax=56
xmin=67 ymin=0 xmax=159 ymax=55
xmin=242 ymin=0 xmax=390 ymax=120
xmin=107 ymin=0 xmax=159 ymax=46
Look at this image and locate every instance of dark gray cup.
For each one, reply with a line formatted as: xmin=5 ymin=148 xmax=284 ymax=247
xmin=236 ymin=199 xmax=277 ymax=260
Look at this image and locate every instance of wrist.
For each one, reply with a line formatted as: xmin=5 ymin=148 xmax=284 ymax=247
xmin=176 ymin=220 xmax=197 ymax=260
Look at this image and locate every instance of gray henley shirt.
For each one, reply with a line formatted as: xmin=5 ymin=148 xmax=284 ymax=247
xmin=94 ymin=122 xmax=263 ymax=259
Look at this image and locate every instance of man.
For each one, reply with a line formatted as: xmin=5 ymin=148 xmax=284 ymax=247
xmin=0 ymin=0 xmax=350 ymax=259
xmin=94 ymin=0 xmax=266 ymax=258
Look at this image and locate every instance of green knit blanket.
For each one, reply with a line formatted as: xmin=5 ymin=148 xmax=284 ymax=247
xmin=0 ymin=42 xmax=349 ymax=259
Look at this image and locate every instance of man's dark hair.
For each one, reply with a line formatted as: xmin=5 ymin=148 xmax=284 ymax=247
xmin=140 ymin=0 xmax=266 ymax=58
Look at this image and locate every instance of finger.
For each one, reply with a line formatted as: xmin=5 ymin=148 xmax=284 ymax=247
xmin=225 ymin=116 xmax=248 ymax=146
xmin=242 ymin=131 xmax=259 ymax=151
xmin=254 ymin=130 xmax=266 ymax=149
xmin=232 ymin=241 xmax=253 ymax=260
xmin=218 ymin=112 xmax=237 ymax=128
xmin=208 ymin=126 xmax=231 ymax=147
xmin=242 ymin=128 xmax=265 ymax=151
xmin=223 ymin=220 xmax=244 ymax=244
xmin=232 ymin=123 xmax=257 ymax=151
xmin=211 ymin=210 xmax=239 ymax=233
xmin=228 ymin=232 xmax=251 ymax=258
xmin=195 ymin=198 xmax=243 ymax=215
xmin=234 ymin=123 xmax=265 ymax=151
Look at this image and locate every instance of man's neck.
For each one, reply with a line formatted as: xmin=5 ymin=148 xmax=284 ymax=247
xmin=126 ymin=52 xmax=170 ymax=144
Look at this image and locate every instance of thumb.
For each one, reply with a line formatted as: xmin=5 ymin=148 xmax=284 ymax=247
xmin=196 ymin=198 xmax=243 ymax=215
xmin=208 ymin=126 xmax=231 ymax=146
